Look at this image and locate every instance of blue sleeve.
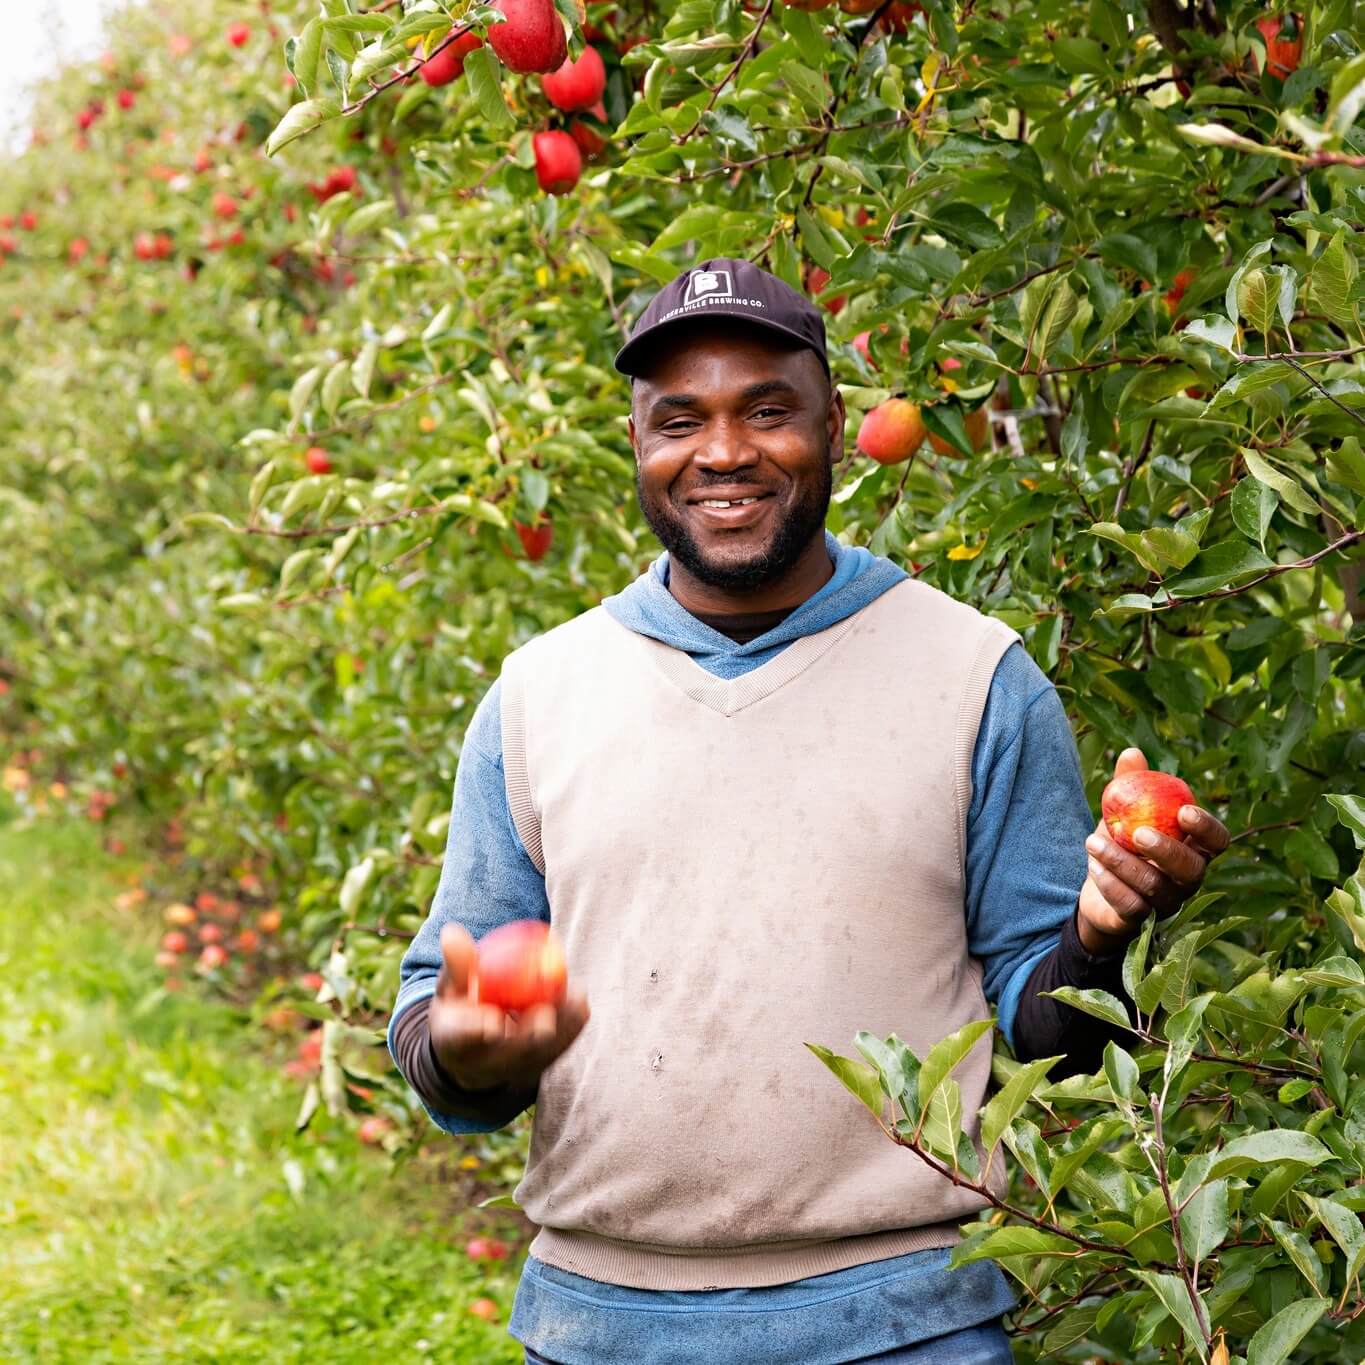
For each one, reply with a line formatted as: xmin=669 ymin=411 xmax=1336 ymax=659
xmin=966 ymin=643 xmax=1093 ymax=1052
xmin=386 ymin=676 xmax=552 ymax=1134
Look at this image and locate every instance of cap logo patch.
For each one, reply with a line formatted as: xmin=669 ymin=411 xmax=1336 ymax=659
xmin=686 ymin=269 xmax=732 ymax=301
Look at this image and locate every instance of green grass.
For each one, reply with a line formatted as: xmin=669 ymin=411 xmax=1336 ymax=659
xmin=0 ymin=817 xmax=524 ymax=1364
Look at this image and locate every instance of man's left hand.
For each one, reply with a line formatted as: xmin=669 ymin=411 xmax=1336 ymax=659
xmin=1077 ymin=747 xmax=1229 ymax=955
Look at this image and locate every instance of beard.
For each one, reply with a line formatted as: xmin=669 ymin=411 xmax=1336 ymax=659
xmin=635 ymin=449 xmax=833 ymax=593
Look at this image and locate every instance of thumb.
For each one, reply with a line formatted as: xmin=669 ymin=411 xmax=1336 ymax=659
xmin=436 ymin=922 xmax=477 ymax=1000
xmin=1113 ymin=746 xmax=1148 ymax=779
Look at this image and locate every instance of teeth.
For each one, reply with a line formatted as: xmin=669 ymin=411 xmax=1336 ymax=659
xmin=700 ymin=498 xmax=758 ymax=508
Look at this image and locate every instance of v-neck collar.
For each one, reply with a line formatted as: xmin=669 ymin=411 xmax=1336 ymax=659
xmin=628 ymin=598 xmax=875 ymax=718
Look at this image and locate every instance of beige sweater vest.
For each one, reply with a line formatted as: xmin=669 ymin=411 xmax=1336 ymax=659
xmin=498 ymin=576 xmax=1018 ymax=1290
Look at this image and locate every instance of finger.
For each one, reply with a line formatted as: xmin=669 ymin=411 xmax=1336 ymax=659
xmin=1113 ymin=747 xmax=1149 ymax=778
xmin=1127 ymin=827 xmax=1207 ymax=886
xmin=1178 ymin=805 xmax=1230 ymax=856
xmin=431 ymin=997 xmax=506 ymax=1049
xmin=1087 ymin=859 xmax=1152 ymax=921
xmin=437 ymin=923 xmax=477 ymax=999
xmin=1087 ymin=830 xmax=1176 ymax=902
xmin=512 ymin=1002 xmax=559 ymax=1046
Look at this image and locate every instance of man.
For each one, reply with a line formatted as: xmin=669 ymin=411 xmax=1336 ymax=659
xmin=388 ymin=258 xmax=1229 ymax=1364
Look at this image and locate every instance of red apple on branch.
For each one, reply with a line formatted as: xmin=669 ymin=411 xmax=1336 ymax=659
xmin=514 ymin=518 xmax=554 ymax=560
xmin=532 ymin=131 xmax=582 ymax=195
xmin=488 ymin=0 xmax=567 ymax=74
xmin=856 ymin=399 xmax=926 ymax=464
xmin=542 ymin=46 xmax=607 ymax=112
xmin=420 ymin=31 xmax=483 ymax=86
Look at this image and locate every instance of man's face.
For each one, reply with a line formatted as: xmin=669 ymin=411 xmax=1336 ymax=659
xmin=627 ymin=320 xmax=844 ymax=593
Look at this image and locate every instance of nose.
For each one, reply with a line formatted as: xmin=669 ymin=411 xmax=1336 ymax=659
xmin=694 ymin=417 xmax=759 ymax=474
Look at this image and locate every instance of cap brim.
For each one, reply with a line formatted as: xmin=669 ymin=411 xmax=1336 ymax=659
xmin=614 ymin=310 xmax=829 ymax=378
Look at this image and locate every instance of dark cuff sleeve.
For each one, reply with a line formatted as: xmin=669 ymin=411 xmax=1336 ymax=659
xmin=391 ymin=995 xmax=538 ymax=1128
xmin=1011 ymin=908 xmax=1135 ymax=1078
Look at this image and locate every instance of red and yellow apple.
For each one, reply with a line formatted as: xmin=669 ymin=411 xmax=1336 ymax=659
xmin=1101 ymin=771 xmax=1196 ymax=854
xmin=856 ymin=399 xmax=926 ymax=465
xmin=475 ymin=919 xmax=568 ymax=1011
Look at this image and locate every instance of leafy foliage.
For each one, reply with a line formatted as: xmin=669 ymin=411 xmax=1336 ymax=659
xmin=2 ymin=0 xmax=1364 ymax=1357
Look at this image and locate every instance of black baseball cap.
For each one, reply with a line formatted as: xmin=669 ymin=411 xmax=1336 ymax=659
xmin=613 ymin=257 xmax=831 ymax=382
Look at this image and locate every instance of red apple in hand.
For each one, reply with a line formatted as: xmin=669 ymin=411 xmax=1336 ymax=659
xmin=1101 ymin=771 xmax=1196 ymax=855
xmin=475 ymin=920 xmax=567 ymax=1012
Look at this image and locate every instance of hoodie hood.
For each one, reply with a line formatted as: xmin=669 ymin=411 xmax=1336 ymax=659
xmin=600 ymin=529 xmax=907 ymax=681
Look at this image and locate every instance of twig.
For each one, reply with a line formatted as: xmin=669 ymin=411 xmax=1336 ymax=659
xmin=1114 ymin=421 xmax=1156 ymax=520
xmin=1280 ymin=355 xmax=1365 ymax=430
xmin=340 ymin=24 xmax=475 ymax=116
xmin=1149 ymin=528 xmax=1364 ymax=612
xmin=676 ymin=0 xmax=773 ymax=144
xmin=1229 ymin=817 xmax=1303 ymax=844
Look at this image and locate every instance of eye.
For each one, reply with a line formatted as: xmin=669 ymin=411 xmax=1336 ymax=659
xmin=752 ymin=407 xmax=786 ymax=420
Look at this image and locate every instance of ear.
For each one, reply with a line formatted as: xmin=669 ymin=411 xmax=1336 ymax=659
xmin=627 ymin=413 xmax=639 ymax=462
xmin=827 ymin=381 xmax=845 ymax=463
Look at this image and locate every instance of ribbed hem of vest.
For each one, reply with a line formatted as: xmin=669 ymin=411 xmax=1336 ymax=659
xmin=526 ymin=1222 xmax=965 ymax=1291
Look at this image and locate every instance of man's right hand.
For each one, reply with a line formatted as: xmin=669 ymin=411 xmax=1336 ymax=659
xmin=429 ymin=922 xmax=590 ymax=1094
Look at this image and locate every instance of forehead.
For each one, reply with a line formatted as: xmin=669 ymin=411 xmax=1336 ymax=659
xmin=631 ymin=322 xmax=817 ymax=397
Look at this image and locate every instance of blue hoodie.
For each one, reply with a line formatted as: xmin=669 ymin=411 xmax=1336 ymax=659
xmin=390 ymin=530 xmax=1094 ymax=1362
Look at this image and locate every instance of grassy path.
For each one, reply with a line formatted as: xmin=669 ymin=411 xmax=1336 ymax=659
xmin=0 ymin=818 xmax=524 ymax=1364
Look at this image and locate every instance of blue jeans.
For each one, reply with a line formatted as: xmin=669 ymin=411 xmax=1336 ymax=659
xmin=523 ymin=1319 xmax=1014 ymax=1363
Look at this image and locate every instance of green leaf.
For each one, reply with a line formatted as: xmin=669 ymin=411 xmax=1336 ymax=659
xmin=1183 ymin=315 xmax=1238 ymax=354
xmin=288 ymin=365 xmax=324 ymax=428
xmin=293 ymin=18 xmax=324 ymax=97
xmin=1123 ymin=916 xmax=1155 ymax=1001
xmin=1303 ymin=1193 xmax=1365 ymax=1276
xmin=1226 ymin=239 xmax=1274 ymax=321
xmin=949 ymin=1225 xmax=1077 ymax=1266
xmin=1177 ymin=121 xmax=1301 ymax=160
xmin=1206 ymin=1129 xmax=1332 ymax=1181
xmin=351 ymin=339 xmax=379 ymax=399
xmin=1242 ymin=448 xmax=1322 ymax=517
xmin=477 ymin=1192 xmax=523 ymax=1210
xmin=1231 ymin=476 xmax=1278 ymax=550
xmin=980 ymin=1055 xmax=1062 ymax=1153
xmin=1299 ymin=955 xmax=1363 ymax=988
xmin=266 ymin=98 xmax=339 ymax=156
xmin=916 ymin=1018 xmax=994 ymax=1115
xmin=1285 ymin=828 xmax=1340 ymax=881
xmin=1039 ymin=986 xmax=1131 ymax=1030
xmin=463 ymin=47 xmax=514 ymax=131
xmin=854 ymin=1030 xmax=913 ymax=1105
xmin=1309 ymin=230 xmax=1360 ymax=330
xmin=1179 ymin=1178 xmax=1228 ymax=1264
xmin=806 ymin=1043 xmax=884 ymax=1118
xmin=1246 ymin=1297 xmax=1328 ymax=1365
xmin=1135 ymin=1270 xmax=1210 ymax=1356
xmin=1164 ymin=539 xmax=1274 ymax=598
xmin=1327 ymin=794 xmax=1365 ymax=848
xmin=1269 ymin=1218 xmax=1328 ymax=1294
xmin=1207 ymin=362 xmax=1297 ymax=408
xmin=1103 ymin=1041 xmax=1139 ymax=1103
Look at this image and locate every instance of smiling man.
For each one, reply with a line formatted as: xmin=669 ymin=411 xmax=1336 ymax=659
xmin=388 ymin=257 xmax=1229 ymax=1364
